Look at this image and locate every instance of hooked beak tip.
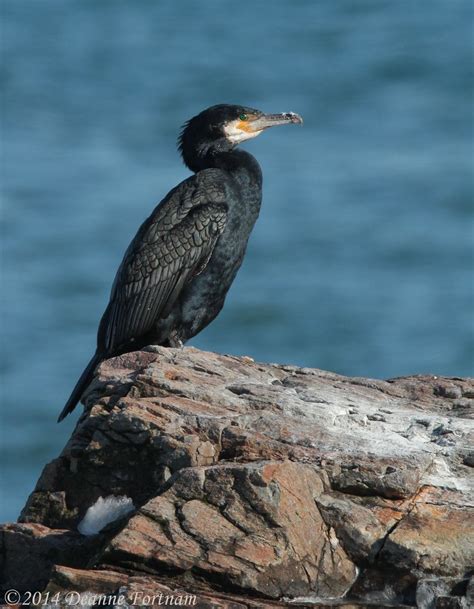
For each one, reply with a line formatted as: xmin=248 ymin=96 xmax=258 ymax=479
xmin=285 ymin=112 xmax=304 ymax=125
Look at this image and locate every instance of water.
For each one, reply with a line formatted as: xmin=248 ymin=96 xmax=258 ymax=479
xmin=1 ymin=0 xmax=473 ymax=522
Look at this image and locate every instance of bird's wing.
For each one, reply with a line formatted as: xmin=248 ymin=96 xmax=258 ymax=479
xmin=99 ymin=170 xmax=229 ymax=353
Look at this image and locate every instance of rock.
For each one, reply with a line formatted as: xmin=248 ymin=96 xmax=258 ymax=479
xmin=379 ymin=501 xmax=471 ymax=575
xmin=0 ymin=523 xmax=101 ymax=592
xmin=48 ymin=565 xmax=128 ymax=594
xmin=102 ymin=461 xmax=356 ymax=599
xmin=1 ymin=346 xmax=473 ymax=608
xmin=416 ymin=576 xmax=472 ymax=609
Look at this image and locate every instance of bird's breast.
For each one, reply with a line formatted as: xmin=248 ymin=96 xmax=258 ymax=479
xmin=178 ymin=180 xmax=262 ymax=339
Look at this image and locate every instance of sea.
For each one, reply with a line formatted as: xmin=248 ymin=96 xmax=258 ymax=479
xmin=1 ymin=0 xmax=473 ymax=522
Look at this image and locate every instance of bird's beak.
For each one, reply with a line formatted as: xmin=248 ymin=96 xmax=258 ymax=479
xmin=245 ymin=112 xmax=304 ymax=133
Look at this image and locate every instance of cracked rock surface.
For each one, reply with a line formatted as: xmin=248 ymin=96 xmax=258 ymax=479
xmin=1 ymin=346 xmax=473 ymax=607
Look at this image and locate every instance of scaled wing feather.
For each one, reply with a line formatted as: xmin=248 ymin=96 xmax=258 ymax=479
xmin=99 ymin=171 xmax=229 ymax=353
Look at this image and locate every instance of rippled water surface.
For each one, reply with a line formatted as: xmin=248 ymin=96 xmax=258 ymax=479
xmin=1 ymin=0 xmax=473 ymax=521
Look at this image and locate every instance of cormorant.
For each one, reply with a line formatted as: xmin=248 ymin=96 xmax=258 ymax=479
xmin=58 ymin=104 xmax=303 ymax=422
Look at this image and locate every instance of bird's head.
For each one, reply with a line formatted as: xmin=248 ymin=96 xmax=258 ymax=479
xmin=178 ymin=104 xmax=303 ymax=171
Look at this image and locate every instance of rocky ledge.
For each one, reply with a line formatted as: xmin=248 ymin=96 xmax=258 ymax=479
xmin=1 ymin=347 xmax=473 ymax=608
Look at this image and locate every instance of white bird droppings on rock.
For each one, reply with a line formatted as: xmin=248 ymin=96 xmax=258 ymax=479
xmin=78 ymin=495 xmax=134 ymax=536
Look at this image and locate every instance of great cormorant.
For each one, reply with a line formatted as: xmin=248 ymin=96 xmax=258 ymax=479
xmin=58 ymin=104 xmax=303 ymax=422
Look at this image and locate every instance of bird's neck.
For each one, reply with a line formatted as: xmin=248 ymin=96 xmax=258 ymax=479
xmin=202 ymin=147 xmax=262 ymax=185
xmin=209 ymin=148 xmax=262 ymax=185
xmin=210 ymin=148 xmax=260 ymax=174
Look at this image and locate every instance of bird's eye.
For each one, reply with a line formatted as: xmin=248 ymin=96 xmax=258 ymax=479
xmin=239 ymin=113 xmax=248 ymax=121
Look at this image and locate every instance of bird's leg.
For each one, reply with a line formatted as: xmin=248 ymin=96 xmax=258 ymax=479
xmin=168 ymin=331 xmax=184 ymax=363
xmin=168 ymin=330 xmax=183 ymax=349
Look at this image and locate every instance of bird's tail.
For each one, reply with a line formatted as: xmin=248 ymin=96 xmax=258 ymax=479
xmin=57 ymin=352 xmax=101 ymax=422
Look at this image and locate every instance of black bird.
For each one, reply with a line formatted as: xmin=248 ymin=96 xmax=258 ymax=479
xmin=58 ymin=104 xmax=303 ymax=422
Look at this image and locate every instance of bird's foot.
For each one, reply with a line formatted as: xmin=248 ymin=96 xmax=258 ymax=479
xmin=168 ymin=332 xmax=184 ymax=362
xmin=168 ymin=331 xmax=183 ymax=349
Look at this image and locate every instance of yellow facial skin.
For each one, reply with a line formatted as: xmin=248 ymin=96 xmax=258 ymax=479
xmin=236 ymin=114 xmax=260 ymax=133
xmin=223 ymin=116 xmax=262 ymax=143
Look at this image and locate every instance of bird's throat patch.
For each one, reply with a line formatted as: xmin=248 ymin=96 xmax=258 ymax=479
xmin=224 ymin=119 xmax=261 ymax=143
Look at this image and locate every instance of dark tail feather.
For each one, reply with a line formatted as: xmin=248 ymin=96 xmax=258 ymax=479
xmin=57 ymin=352 xmax=101 ymax=422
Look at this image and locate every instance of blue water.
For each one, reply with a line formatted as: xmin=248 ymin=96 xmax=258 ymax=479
xmin=1 ymin=0 xmax=473 ymax=522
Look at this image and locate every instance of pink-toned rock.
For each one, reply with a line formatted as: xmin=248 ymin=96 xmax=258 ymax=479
xmin=379 ymin=502 xmax=473 ymax=575
xmin=48 ymin=565 xmax=128 ymax=593
xmin=1 ymin=346 xmax=472 ymax=608
xmin=102 ymin=461 xmax=356 ymax=598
